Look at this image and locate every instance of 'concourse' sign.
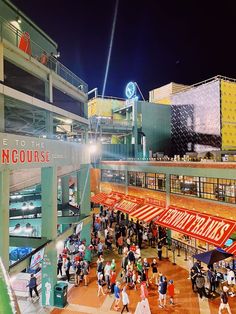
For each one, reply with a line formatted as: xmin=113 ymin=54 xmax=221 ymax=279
xmin=155 ymin=206 xmax=236 ymax=247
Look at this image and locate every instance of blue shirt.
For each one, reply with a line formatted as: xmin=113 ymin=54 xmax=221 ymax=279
xmin=114 ymin=285 xmax=120 ymax=298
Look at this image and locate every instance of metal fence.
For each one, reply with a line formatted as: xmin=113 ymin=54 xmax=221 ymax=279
xmin=0 ymin=17 xmax=88 ymax=93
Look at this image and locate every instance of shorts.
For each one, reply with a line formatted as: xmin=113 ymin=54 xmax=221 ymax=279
xmin=115 ymin=296 xmax=120 ymax=300
xmin=219 ymin=303 xmax=231 ymax=311
xmin=159 ymin=293 xmax=166 ymax=300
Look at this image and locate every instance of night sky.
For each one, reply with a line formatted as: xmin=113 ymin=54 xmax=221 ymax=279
xmin=12 ymin=0 xmax=236 ymax=99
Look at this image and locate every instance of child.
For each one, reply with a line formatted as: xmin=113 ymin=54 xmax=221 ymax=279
xmin=168 ymin=279 xmax=175 ymax=305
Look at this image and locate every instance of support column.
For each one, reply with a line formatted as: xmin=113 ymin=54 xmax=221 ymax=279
xmin=165 ymin=174 xmax=170 ymax=207
xmin=45 ymin=111 xmax=54 ymax=139
xmin=48 ymin=73 xmax=53 ymax=103
xmin=0 ymin=42 xmax=3 ymax=82
xmin=125 ymin=170 xmax=128 ymax=194
xmin=80 ymin=219 xmax=92 ymax=262
xmin=0 ymin=94 xmax=4 ymax=132
xmin=78 ymin=164 xmax=90 ymax=215
xmin=61 ymin=175 xmax=69 ymax=208
xmin=41 ymin=167 xmax=57 ymax=307
xmin=76 ymin=171 xmax=81 ymax=207
xmin=0 ymin=169 xmax=10 ymax=269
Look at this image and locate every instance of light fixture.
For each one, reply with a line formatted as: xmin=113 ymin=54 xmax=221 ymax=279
xmin=16 ymin=16 xmax=22 ymax=24
xmin=28 ymin=202 xmax=35 ymax=210
xmin=22 ymin=202 xmax=27 ymax=210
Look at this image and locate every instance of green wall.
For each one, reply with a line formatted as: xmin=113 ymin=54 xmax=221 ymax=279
xmin=139 ymin=101 xmax=171 ymax=154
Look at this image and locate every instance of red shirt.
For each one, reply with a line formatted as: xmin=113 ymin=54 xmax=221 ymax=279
xmin=110 ymin=272 xmax=117 ymax=284
xmin=168 ymin=284 xmax=174 ymax=297
xmin=130 ymin=245 xmax=136 ymax=252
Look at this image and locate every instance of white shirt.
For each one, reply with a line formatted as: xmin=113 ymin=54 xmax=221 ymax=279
xmin=104 ymin=264 xmax=111 ymax=276
xmin=122 ymin=290 xmax=129 ymax=305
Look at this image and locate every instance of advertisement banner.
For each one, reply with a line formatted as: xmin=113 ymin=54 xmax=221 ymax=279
xmin=156 ymin=206 xmax=236 ymax=247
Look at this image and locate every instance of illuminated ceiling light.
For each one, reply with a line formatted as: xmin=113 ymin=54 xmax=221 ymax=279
xmin=11 ymin=195 xmax=17 ymax=199
xmin=22 ymin=202 xmax=28 ymax=210
xmin=89 ymin=145 xmax=97 ymax=154
xmin=17 ymin=16 xmax=22 ymax=24
xmin=28 ymin=202 xmax=35 ymax=210
xmin=16 ymin=195 xmax=22 ymax=199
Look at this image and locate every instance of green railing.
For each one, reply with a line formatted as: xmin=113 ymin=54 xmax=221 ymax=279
xmin=0 ymin=17 xmax=88 ymax=93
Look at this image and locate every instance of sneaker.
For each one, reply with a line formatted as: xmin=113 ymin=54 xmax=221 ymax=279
xmin=159 ymin=305 xmax=163 ymax=308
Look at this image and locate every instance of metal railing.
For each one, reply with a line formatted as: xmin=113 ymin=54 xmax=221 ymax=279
xmin=0 ymin=17 xmax=88 ymax=93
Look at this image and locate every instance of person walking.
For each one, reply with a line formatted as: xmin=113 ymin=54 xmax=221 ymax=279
xmin=158 ymin=276 xmax=167 ymax=308
xmin=168 ymin=279 xmax=175 ymax=305
xmin=57 ymin=254 xmax=63 ymax=277
xmin=114 ymin=281 xmax=121 ymax=311
xmin=151 ymin=259 xmax=158 ymax=285
xmin=157 ymin=240 xmax=163 ymax=261
xmin=218 ymin=286 xmax=232 ymax=314
xmin=195 ymin=272 xmax=208 ymax=299
xmin=97 ymin=274 xmax=106 ymax=297
xmin=27 ymin=274 xmax=39 ymax=301
xmin=121 ymin=286 xmax=130 ymax=313
xmin=65 ymin=257 xmax=71 ymax=282
xmin=75 ymin=260 xmax=81 ymax=287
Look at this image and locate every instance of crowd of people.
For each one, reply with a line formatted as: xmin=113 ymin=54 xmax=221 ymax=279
xmin=90 ymin=206 xmax=176 ymax=311
xmin=57 ymin=233 xmax=90 ymax=287
xmin=53 ymin=205 xmax=234 ymax=313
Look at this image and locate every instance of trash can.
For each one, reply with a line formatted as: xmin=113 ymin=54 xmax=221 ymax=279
xmin=54 ymin=282 xmax=68 ymax=308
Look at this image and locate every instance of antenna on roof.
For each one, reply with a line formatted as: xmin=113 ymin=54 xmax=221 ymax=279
xmin=134 ymin=82 xmax=145 ymax=101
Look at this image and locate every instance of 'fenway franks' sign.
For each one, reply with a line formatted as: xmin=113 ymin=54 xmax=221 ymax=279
xmin=156 ymin=206 xmax=236 ymax=247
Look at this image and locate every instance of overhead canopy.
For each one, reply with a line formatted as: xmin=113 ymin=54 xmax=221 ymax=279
xmin=101 ymin=196 xmax=118 ymax=208
xmin=91 ymin=192 xmax=107 ymax=204
xmin=193 ymin=249 xmax=232 ymax=265
xmin=130 ymin=204 xmax=165 ymax=223
xmin=155 ymin=206 xmax=236 ymax=247
xmin=145 ymin=197 xmax=166 ymax=208
xmin=115 ymin=199 xmax=139 ymax=214
xmin=226 ymin=242 xmax=236 ymax=255
xmin=124 ymin=195 xmax=145 ymax=205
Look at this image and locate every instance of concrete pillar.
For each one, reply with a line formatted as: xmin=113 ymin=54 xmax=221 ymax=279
xmin=80 ymin=219 xmax=92 ymax=262
xmin=0 ymin=94 xmax=4 ymax=132
xmin=125 ymin=170 xmax=128 ymax=194
xmin=41 ymin=167 xmax=57 ymax=239
xmin=0 ymin=42 xmax=3 ymax=82
xmin=45 ymin=111 xmax=54 ymax=139
xmin=41 ymin=166 xmax=58 ymax=307
xmin=41 ymin=248 xmax=57 ymax=307
xmin=48 ymin=73 xmax=53 ymax=103
xmin=76 ymin=171 xmax=81 ymax=207
xmin=0 ymin=169 xmax=10 ymax=269
xmin=61 ymin=175 xmax=69 ymax=208
xmin=78 ymin=164 xmax=90 ymax=215
xmin=165 ymin=174 xmax=170 ymax=207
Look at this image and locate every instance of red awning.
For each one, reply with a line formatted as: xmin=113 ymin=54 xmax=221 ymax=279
xmin=101 ymin=197 xmax=118 ymax=208
xmin=131 ymin=204 xmax=165 ymax=223
xmin=155 ymin=206 xmax=236 ymax=247
xmin=115 ymin=199 xmax=139 ymax=214
xmin=91 ymin=192 xmax=107 ymax=204
xmin=124 ymin=195 xmax=144 ymax=205
xmin=226 ymin=242 xmax=236 ymax=255
xmin=145 ymin=197 xmax=166 ymax=208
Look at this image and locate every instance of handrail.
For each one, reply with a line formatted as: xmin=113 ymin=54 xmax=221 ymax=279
xmin=0 ymin=16 xmax=88 ymax=93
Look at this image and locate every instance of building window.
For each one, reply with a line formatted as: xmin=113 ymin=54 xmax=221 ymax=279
xmin=136 ymin=172 xmax=146 ymax=188
xmin=101 ymin=170 xmax=125 ymax=184
xmin=146 ymin=173 xmax=156 ymax=190
xmin=171 ymin=175 xmax=236 ymax=204
xmin=171 ymin=175 xmax=198 ymax=196
xmin=200 ymin=177 xmax=218 ymax=201
xmin=128 ymin=171 xmax=166 ymax=191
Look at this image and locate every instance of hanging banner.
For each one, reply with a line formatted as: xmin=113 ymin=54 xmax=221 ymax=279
xmin=155 ymin=206 xmax=236 ymax=247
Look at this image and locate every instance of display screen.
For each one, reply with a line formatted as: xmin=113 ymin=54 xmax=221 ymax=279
xmin=225 ymin=239 xmax=233 ymax=247
xmin=30 ymin=248 xmax=44 ymax=268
